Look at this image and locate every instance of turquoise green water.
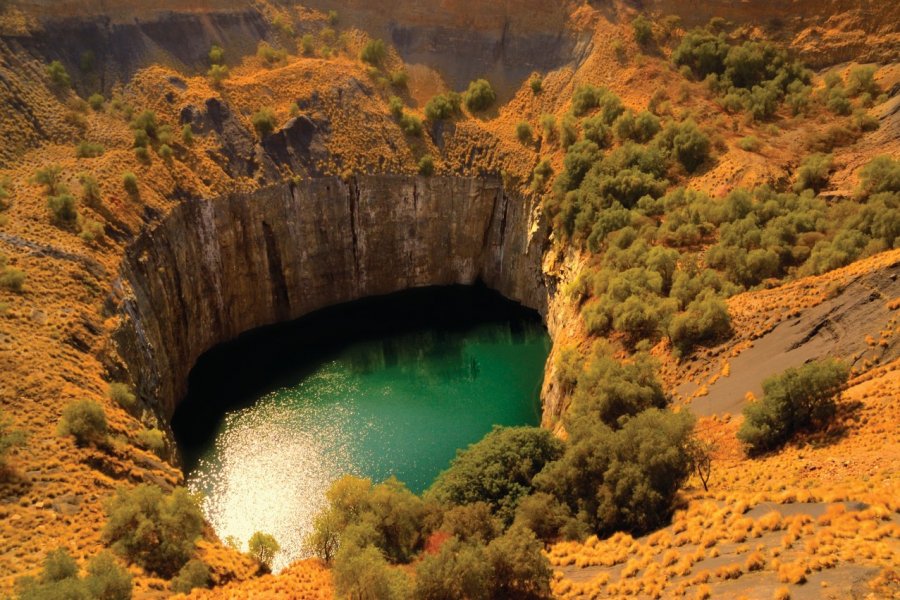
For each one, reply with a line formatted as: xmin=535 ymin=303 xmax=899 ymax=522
xmin=174 ymin=287 xmax=549 ymax=571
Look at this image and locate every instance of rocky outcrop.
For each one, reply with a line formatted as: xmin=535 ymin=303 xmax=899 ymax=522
xmin=113 ymin=175 xmax=552 ymax=418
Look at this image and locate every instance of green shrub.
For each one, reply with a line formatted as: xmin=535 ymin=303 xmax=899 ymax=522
xmin=538 ymin=408 xmax=695 ymax=534
xmin=333 ymin=544 xmax=411 ymax=600
xmin=738 ymin=359 xmax=849 ymax=454
xmin=360 ymin=39 xmax=387 ymax=65
xmin=47 ymin=193 xmax=77 ymax=227
xmin=513 ymin=492 xmax=575 ymax=541
xmin=209 ymin=45 xmax=225 ymax=65
xmin=248 ymin=531 xmax=280 ymax=570
xmin=580 ymin=115 xmax=611 ymax=148
xmin=516 ymin=121 xmax=533 ymax=144
xmin=251 ymin=107 xmax=277 ymax=137
xmin=46 ymin=60 xmax=71 ymax=89
xmin=207 ymin=64 xmax=229 ymax=86
xmin=103 ymin=484 xmax=204 ymax=577
xmin=389 ymin=70 xmax=409 ymax=88
xmin=16 ymin=548 xmax=131 ymax=600
xmin=136 ymin=429 xmax=166 ymax=457
xmin=484 ymin=525 xmax=553 ymax=599
xmin=793 ymin=153 xmax=833 ymax=193
xmin=427 ymin=426 xmax=563 ymax=525
xmin=737 ymin=135 xmax=760 ymax=152
xmin=181 ymin=124 xmax=194 ymax=145
xmin=632 ymin=14 xmax=653 ymax=45
xmin=303 ymin=509 xmax=341 ymax=563
xmin=130 ymin=110 xmax=158 ymax=139
xmin=424 ymin=92 xmax=462 ymax=121
xmin=530 ymin=76 xmax=543 ymax=94
xmin=656 ymin=119 xmax=710 ymax=172
xmin=413 ymin=537 xmax=490 ymax=600
xmin=327 ymin=10 xmax=339 ymax=25
xmin=857 ymin=155 xmax=900 ymax=196
xmin=388 ymin=96 xmax=404 ymax=119
xmin=300 ymin=33 xmax=315 ymax=56
xmin=170 ymin=559 xmax=210 ymax=594
xmin=438 ymin=502 xmax=500 ymax=544
xmin=553 ymin=346 xmax=583 ymax=393
xmin=0 ymin=411 xmax=25 ymax=467
xmin=122 ymin=172 xmax=138 ymax=195
xmin=614 ymin=110 xmax=660 ymax=143
xmin=88 ymin=93 xmax=105 ymax=111
xmin=464 ymin=79 xmax=496 ymax=112
xmin=418 ymin=155 xmax=434 ymax=176
xmin=32 ymin=165 xmax=64 ymax=194
xmin=314 ymin=476 xmax=427 ymax=564
xmin=84 ymin=551 xmax=133 ymax=600
xmin=558 ymin=139 xmax=601 ymax=191
xmin=569 ymin=346 xmax=666 ymax=430
xmin=157 ymin=144 xmax=173 ymax=160
xmin=846 ymin=65 xmax=879 ymax=97
xmin=399 ymin=113 xmax=423 ymax=136
xmin=75 ymin=141 xmax=104 ymax=158
xmin=558 ymin=115 xmax=578 ymax=149
xmin=826 ymin=86 xmax=852 ymax=115
xmin=668 ymin=292 xmax=731 ymax=356
xmin=257 ymin=42 xmax=287 ymax=66
xmin=78 ymin=217 xmax=105 ymax=243
xmin=58 ymin=399 xmax=107 ymax=446
xmin=0 ymin=267 xmax=25 ymax=292
xmin=571 ymin=84 xmax=603 ymax=117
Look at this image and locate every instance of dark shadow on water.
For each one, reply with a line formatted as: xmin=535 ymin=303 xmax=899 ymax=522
xmin=171 ymin=284 xmax=546 ymax=473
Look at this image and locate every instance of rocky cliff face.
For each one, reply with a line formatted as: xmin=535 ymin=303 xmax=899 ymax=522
xmin=113 ymin=175 xmax=552 ymax=418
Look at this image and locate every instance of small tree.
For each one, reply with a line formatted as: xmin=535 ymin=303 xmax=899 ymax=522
xmin=207 ymin=64 xmax=229 ymax=86
xmin=632 ymin=15 xmax=653 ymax=45
xmin=424 ymin=93 xmax=462 ymax=121
xmin=248 ymin=531 xmax=280 ymax=570
xmin=516 ymin=121 xmax=534 ymax=144
xmin=418 ymin=155 xmax=435 ymax=176
xmin=485 ymin=525 xmax=553 ymax=599
xmin=464 ymin=79 xmax=496 ymax=112
xmin=738 ymin=359 xmax=850 ymax=454
xmin=32 ymin=165 xmax=64 ymax=195
xmin=687 ymin=437 xmax=715 ymax=492
xmin=46 ymin=60 xmax=71 ymax=89
xmin=58 ymin=399 xmax=107 ymax=446
xmin=208 ymin=44 xmax=225 ymax=65
xmin=303 ymin=510 xmax=341 ymax=563
xmin=793 ymin=153 xmax=833 ymax=193
xmin=252 ymin=108 xmax=277 ymax=138
xmin=170 ymin=559 xmax=211 ymax=594
xmin=122 ymin=172 xmax=139 ymax=195
xmin=103 ymin=484 xmax=204 ymax=577
xmin=360 ymin=39 xmax=387 ymax=66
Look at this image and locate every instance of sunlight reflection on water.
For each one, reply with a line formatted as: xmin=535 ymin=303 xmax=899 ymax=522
xmin=187 ymin=365 xmax=359 ymax=573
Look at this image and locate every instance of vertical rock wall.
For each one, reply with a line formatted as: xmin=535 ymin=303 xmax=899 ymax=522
xmin=114 ymin=175 xmax=552 ymax=418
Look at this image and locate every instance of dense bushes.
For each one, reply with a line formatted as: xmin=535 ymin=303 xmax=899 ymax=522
xmin=58 ymin=400 xmax=107 ymax=446
xmin=103 ymin=484 xmax=205 ymax=577
xmin=673 ymin=29 xmax=810 ymax=119
xmin=537 ymin=408 xmax=695 ymax=534
xmin=16 ymin=548 xmax=132 ymax=600
xmin=248 ymin=532 xmax=280 ymax=570
xmin=668 ymin=292 xmax=731 ymax=356
xmin=427 ymin=427 xmax=564 ymax=525
xmin=738 ymin=359 xmax=850 ymax=453
xmin=568 ymin=345 xmax=666 ymax=430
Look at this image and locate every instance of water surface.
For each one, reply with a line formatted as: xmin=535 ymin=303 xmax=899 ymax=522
xmin=172 ymin=286 xmax=549 ymax=571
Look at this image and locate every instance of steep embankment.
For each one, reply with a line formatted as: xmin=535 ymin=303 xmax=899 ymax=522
xmin=113 ymin=175 xmax=550 ymax=418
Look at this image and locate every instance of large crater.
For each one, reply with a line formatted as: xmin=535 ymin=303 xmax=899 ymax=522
xmin=113 ymin=175 xmax=553 ymax=420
